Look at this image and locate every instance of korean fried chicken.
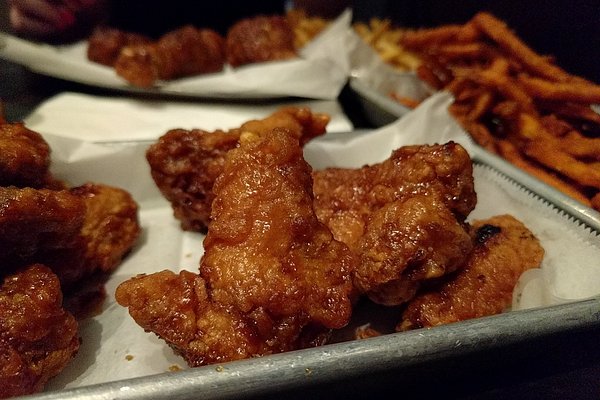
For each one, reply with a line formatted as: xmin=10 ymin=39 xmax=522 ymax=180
xmin=70 ymin=183 xmax=141 ymax=276
xmin=146 ymin=107 xmax=330 ymax=232
xmin=87 ymin=26 xmax=151 ymax=67
xmin=0 ymin=184 xmax=140 ymax=291
xmin=0 ymin=186 xmax=86 ymax=277
xmin=312 ymin=142 xmax=477 ymax=305
xmin=355 ymin=194 xmax=473 ymax=306
xmin=0 ymin=265 xmax=79 ymax=399
xmin=225 ymin=15 xmax=297 ymax=67
xmin=0 ymin=121 xmax=54 ymax=189
xmin=398 ymin=214 xmax=544 ymax=331
xmin=117 ymin=129 xmax=355 ymax=367
xmin=114 ymin=25 xmax=225 ymax=88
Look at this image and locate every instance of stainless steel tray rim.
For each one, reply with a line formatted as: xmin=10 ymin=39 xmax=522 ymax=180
xmin=27 ymin=297 xmax=600 ymax=400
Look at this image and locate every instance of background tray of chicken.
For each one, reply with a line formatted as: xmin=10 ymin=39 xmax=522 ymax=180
xmin=349 ymin=12 xmax=600 ymax=222
xmin=3 ymin=96 xmax=599 ymax=399
xmin=0 ymin=10 xmax=351 ymax=100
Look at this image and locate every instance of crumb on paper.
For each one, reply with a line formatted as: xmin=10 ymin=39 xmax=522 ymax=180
xmin=169 ymin=365 xmax=182 ymax=372
xmin=354 ymin=323 xmax=382 ymax=339
xmin=125 ymin=354 xmax=134 ymax=361
xmin=215 ymin=365 xmax=224 ymax=372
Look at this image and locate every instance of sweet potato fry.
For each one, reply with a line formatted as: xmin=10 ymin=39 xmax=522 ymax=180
xmin=559 ymin=131 xmax=600 ymax=160
xmin=467 ymin=90 xmax=495 ymax=121
xmin=471 ymin=12 xmax=573 ymax=83
xmin=591 ymin=192 xmax=600 ymax=211
xmin=524 ymin=140 xmax=600 ymax=189
xmin=539 ymin=102 xmax=600 ymax=126
xmin=497 ymin=140 xmax=592 ymax=206
xmin=517 ymin=75 xmax=600 ymax=103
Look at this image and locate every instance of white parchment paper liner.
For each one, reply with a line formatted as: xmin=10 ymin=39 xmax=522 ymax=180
xmin=23 ymin=92 xmax=354 ymax=142
xmin=345 ymin=28 xmax=433 ymax=105
xmin=0 ymin=10 xmax=352 ymax=100
xmin=40 ymin=92 xmax=599 ymax=390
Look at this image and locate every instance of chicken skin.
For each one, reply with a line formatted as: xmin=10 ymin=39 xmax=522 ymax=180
xmin=225 ymin=15 xmax=297 ymax=67
xmin=0 ymin=186 xmax=86 ymax=278
xmin=355 ymin=194 xmax=473 ymax=306
xmin=114 ymin=25 xmax=225 ymax=88
xmin=117 ymin=128 xmax=355 ymax=367
xmin=398 ymin=214 xmax=544 ymax=331
xmin=0 ymin=183 xmax=140 ymax=291
xmin=87 ymin=26 xmax=151 ymax=67
xmin=0 ymin=265 xmax=79 ymax=399
xmin=0 ymin=121 xmax=54 ymax=189
xmin=312 ymin=142 xmax=477 ymax=305
xmin=146 ymin=107 xmax=330 ymax=232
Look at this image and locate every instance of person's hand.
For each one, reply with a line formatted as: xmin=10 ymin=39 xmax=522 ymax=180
xmin=8 ymin=0 xmax=108 ymax=41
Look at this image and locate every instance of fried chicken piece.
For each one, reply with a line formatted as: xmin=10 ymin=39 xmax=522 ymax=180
xmin=147 ymin=107 xmax=330 ymax=232
xmin=0 ymin=184 xmax=140 ymax=291
xmin=226 ymin=15 xmax=297 ymax=67
xmin=117 ymin=129 xmax=355 ymax=367
xmin=114 ymin=25 xmax=225 ymax=88
xmin=0 ymin=186 xmax=86 ymax=276
xmin=0 ymin=264 xmax=79 ymax=398
xmin=398 ymin=214 xmax=544 ymax=331
xmin=70 ymin=183 xmax=141 ymax=275
xmin=87 ymin=26 xmax=152 ymax=66
xmin=356 ymin=194 xmax=473 ymax=305
xmin=313 ymin=142 xmax=476 ymax=249
xmin=0 ymin=121 xmax=52 ymax=188
xmin=312 ymin=142 xmax=476 ymax=305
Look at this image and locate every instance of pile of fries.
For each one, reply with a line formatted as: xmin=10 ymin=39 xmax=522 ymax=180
xmin=353 ymin=18 xmax=421 ymax=72
xmin=287 ymin=9 xmax=330 ymax=50
xmin=400 ymin=12 xmax=600 ymax=211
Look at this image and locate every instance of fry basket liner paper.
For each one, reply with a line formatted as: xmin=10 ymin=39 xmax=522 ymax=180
xmin=23 ymin=92 xmax=354 ymax=142
xmin=41 ymin=91 xmax=600 ymax=390
xmin=0 ymin=10 xmax=352 ymax=99
xmin=345 ymin=28 xmax=432 ymax=101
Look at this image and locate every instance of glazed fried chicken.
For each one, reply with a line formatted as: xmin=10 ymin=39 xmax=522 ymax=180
xmin=117 ymin=128 xmax=355 ymax=366
xmin=0 ymin=264 xmax=79 ymax=399
xmin=114 ymin=25 xmax=225 ymax=88
xmin=0 ymin=183 xmax=140 ymax=291
xmin=226 ymin=15 xmax=297 ymax=67
xmin=355 ymin=194 xmax=473 ymax=306
xmin=0 ymin=121 xmax=55 ymax=189
xmin=0 ymin=186 xmax=86 ymax=277
xmin=87 ymin=26 xmax=151 ymax=66
xmin=147 ymin=107 xmax=330 ymax=232
xmin=70 ymin=183 xmax=141 ymax=276
xmin=312 ymin=142 xmax=477 ymax=305
xmin=398 ymin=214 xmax=544 ymax=331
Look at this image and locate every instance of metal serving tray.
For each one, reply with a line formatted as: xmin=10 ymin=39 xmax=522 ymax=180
xmin=25 ymin=297 xmax=600 ymax=400
xmin=349 ymin=71 xmax=432 ymax=127
xmin=23 ymin=130 xmax=600 ymax=400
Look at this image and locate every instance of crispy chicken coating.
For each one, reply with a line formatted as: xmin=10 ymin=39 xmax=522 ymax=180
xmin=0 ymin=186 xmax=86 ymax=277
xmin=225 ymin=15 xmax=297 ymax=67
xmin=114 ymin=25 xmax=225 ymax=88
xmin=355 ymin=194 xmax=473 ymax=305
xmin=70 ymin=183 xmax=141 ymax=275
xmin=0 ymin=121 xmax=52 ymax=189
xmin=312 ymin=142 xmax=477 ymax=305
xmin=0 ymin=265 xmax=79 ymax=398
xmin=87 ymin=26 xmax=151 ymax=66
xmin=146 ymin=107 xmax=330 ymax=232
xmin=117 ymin=129 xmax=355 ymax=367
xmin=398 ymin=214 xmax=544 ymax=331
xmin=0 ymin=184 xmax=140 ymax=290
